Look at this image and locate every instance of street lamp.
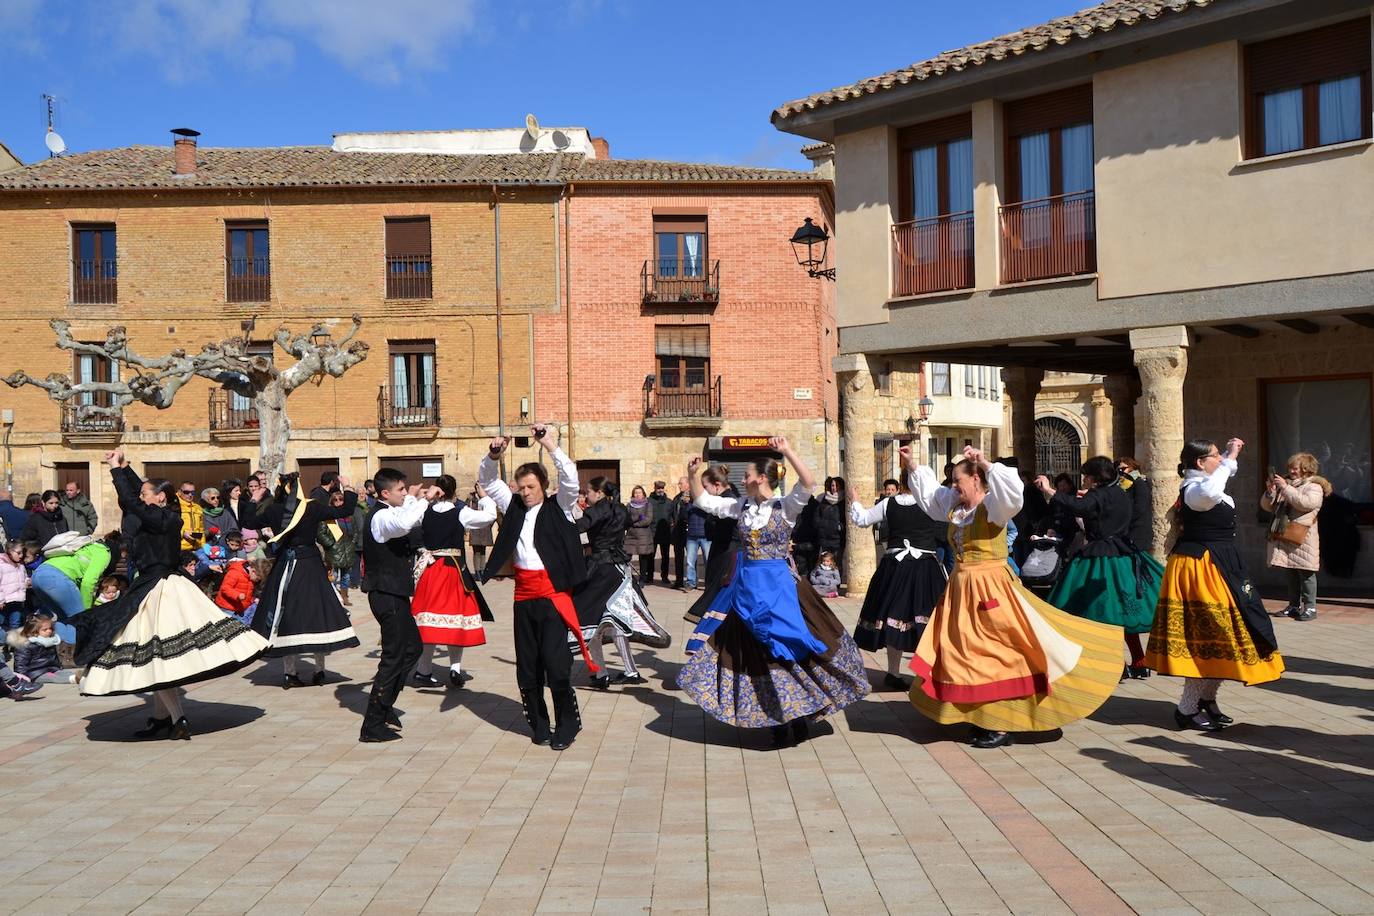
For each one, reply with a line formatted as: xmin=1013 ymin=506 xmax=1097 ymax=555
xmin=918 ymin=396 xmax=934 ymax=421
xmin=790 ymin=218 xmax=835 ymax=281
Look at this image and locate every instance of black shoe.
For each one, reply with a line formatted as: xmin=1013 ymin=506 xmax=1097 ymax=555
xmin=311 ymin=670 xmax=326 ymax=687
xmin=1173 ymin=706 xmax=1223 ymax=731
xmin=447 ymin=669 xmax=466 ymax=689
xmin=771 ymin=724 xmax=793 ymax=748
xmin=134 ymin=716 xmax=173 ymax=739
xmin=385 ymin=710 xmax=403 ymax=729
xmin=882 ymin=673 xmax=910 ymax=692
xmin=790 ymin=718 xmax=811 ymax=744
xmin=1199 ymin=700 xmax=1234 ymax=726
xmin=589 ymin=674 xmax=611 ymax=690
xmin=360 ymin=727 xmax=401 ymax=743
xmin=1294 ymin=606 xmax=1317 ymax=621
xmin=520 ymin=689 xmax=552 ymax=745
xmin=1122 ymin=665 xmax=1152 ymax=680
xmin=282 ymin=674 xmax=306 ymax=690
xmin=168 ymin=717 xmax=191 ymax=741
xmin=610 ymin=672 xmax=648 ymax=686
xmin=6 ymin=679 xmax=42 ymax=699
xmin=412 ymin=671 xmax=440 ymax=688
xmin=683 ymin=612 xmax=702 ymax=624
xmin=1269 ymin=604 xmax=1297 ymax=618
xmin=970 ymin=728 xmax=1013 ymax=749
xmin=551 ymin=688 xmax=582 ymax=750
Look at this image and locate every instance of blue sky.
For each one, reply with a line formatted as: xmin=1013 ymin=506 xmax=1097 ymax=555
xmin=1 ymin=1 xmax=1087 ymax=169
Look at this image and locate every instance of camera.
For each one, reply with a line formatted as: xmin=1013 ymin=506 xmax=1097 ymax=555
xmin=533 ymin=426 xmax=546 ymax=440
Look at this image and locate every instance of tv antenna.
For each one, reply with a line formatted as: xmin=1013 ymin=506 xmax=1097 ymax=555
xmin=41 ymin=94 xmax=66 ymax=157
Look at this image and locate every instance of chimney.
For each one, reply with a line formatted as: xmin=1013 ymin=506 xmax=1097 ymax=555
xmin=590 ymin=136 xmax=610 ymax=160
xmin=171 ymin=127 xmax=201 ymax=175
xmin=801 ymin=143 xmax=835 ymax=181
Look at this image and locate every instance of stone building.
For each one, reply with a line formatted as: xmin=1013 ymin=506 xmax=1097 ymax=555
xmin=775 ymin=0 xmax=1374 ymax=593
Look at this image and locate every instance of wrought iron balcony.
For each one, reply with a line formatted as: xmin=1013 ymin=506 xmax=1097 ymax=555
xmin=60 ymin=402 xmax=123 ymax=435
xmin=209 ymin=389 xmax=259 ymax=434
xmin=642 ymin=259 xmax=720 ymax=304
xmin=379 ymin=384 xmax=440 ymax=430
xmin=73 ymin=259 xmax=117 ymax=304
xmin=891 ymin=211 xmax=975 ymax=297
xmin=999 ymin=190 xmax=1096 ymax=284
xmin=386 ymin=255 xmax=433 ymax=299
xmin=226 ymin=256 xmax=271 ymax=303
xmin=644 ymin=375 xmax=722 ymax=421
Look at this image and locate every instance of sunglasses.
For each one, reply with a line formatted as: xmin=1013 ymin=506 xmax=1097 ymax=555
xmin=180 ymin=490 xmax=195 ymax=496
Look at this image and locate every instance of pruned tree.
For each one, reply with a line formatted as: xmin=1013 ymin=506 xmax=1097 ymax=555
xmin=4 ymin=316 xmax=369 ymax=484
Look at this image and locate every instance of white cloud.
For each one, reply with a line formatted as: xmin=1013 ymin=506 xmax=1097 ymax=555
xmin=0 ymin=0 xmax=47 ymax=54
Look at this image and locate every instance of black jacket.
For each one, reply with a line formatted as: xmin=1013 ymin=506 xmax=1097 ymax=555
xmin=482 ymin=497 xmax=587 ymax=593
xmin=1051 ymin=485 xmax=1135 ymax=557
xmin=237 ymin=490 xmax=357 ymax=555
xmin=1122 ymin=476 xmax=1154 ymax=551
xmin=577 ymin=499 xmax=630 ymax=564
xmin=21 ymin=510 xmax=68 ymax=549
xmin=113 ymin=466 xmax=181 ymax=577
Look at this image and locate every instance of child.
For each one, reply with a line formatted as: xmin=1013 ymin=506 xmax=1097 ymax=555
xmin=215 ymin=557 xmax=270 ymax=625
xmin=809 ymin=550 xmax=841 ymax=598
xmin=7 ymin=614 xmax=77 ymax=684
xmin=1 ymin=540 xmax=32 ymax=632
xmin=223 ymin=531 xmax=246 ymax=562
xmin=94 ymin=575 xmax=125 ymax=606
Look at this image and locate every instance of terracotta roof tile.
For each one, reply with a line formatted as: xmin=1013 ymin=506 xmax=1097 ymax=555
xmin=572 ymin=157 xmax=818 ymax=182
xmin=772 ymin=0 xmax=1220 ymax=122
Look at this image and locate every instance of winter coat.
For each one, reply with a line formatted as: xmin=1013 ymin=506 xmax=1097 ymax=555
xmin=7 ymin=630 xmax=62 ymax=681
xmin=649 ymin=492 xmax=676 ymax=542
xmin=0 ymin=554 xmax=27 ymax=604
xmin=21 ymin=510 xmax=67 ymax=547
xmin=214 ymin=560 xmax=256 ymax=614
xmin=58 ymin=494 xmax=99 ymax=537
xmin=202 ymin=504 xmax=240 ymax=538
xmin=177 ymin=497 xmax=205 ymax=551
xmin=624 ymin=501 xmax=654 ymax=556
xmin=670 ymin=493 xmax=692 ymax=543
xmin=1260 ymin=476 xmax=1329 ymax=572
xmin=808 ymin=563 xmax=841 ymax=596
xmin=685 ymin=504 xmax=709 ymax=540
xmin=0 ymin=500 xmax=29 ymax=546
xmin=812 ymin=496 xmax=847 ymax=554
xmin=316 ymin=518 xmax=356 ymax=569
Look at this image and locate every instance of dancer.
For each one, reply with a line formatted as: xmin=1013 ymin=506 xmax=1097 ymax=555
xmin=678 ymin=438 xmax=869 ymax=748
xmin=683 ymin=466 xmax=739 ymax=626
xmin=359 ymin=469 xmax=439 ymax=742
xmin=573 ymin=477 xmax=671 ymax=689
xmin=237 ymin=473 xmax=360 ymax=688
xmin=411 ymin=475 xmax=498 ymax=690
xmin=1144 ymin=438 xmax=1284 ymax=730
xmin=1036 ymin=456 xmax=1164 ymax=681
xmin=77 ymin=451 xmax=268 ymax=739
xmin=847 ymin=453 xmax=948 ymax=692
xmin=906 ymin=446 xmax=1123 ymax=749
xmin=480 ymin=424 xmax=595 ymax=751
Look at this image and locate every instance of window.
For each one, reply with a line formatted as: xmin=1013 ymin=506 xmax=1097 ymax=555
xmin=385 ymin=217 xmax=432 ymax=299
xmin=388 ymin=341 xmax=437 ymax=411
xmin=1245 ymin=18 xmax=1372 ymax=158
xmin=226 ymin=221 xmax=270 ymax=302
xmin=653 ymin=216 xmax=706 ymax=279
xmin=72 ymin=224 xmax=117 ymax=304
xmin=1262 ymin=374 xmax=1371 ymax=504
xmin=931 ymin=362 xmax=951 ymax=396
xmin=229 ymin=342 xmax=273 ymax=415
xmin=1004 ymin=85 xmax=1095 ymax=204
xmin=876 ymin=362 xmax=893 ymax=396
xmin=898 ymin=114 xmax=974 ymax=222
xmin=978 ymin=366 xmax=988 ymax=399
xmin=654 ymin=325 xmax=710 ymax=391
xmin=964 ymin=364 xmax=975 ymax=397
xmin=73 ymin=349 xmax=115 ymax=408
xmin=991 ymin=370 xmax=1001 ymax=401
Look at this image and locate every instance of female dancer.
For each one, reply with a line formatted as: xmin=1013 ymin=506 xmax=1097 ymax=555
xmin=1036 ymin=456 xmax=1164 ymax=681
xmin=679 ymin=438 xmax=869 ymax=748
xmin=573 ymin=477 xmax=670 ymax=688
xmin=77 ymin=451 xmax=268 ymax=739
xmin=237 ymin=473 xmax=360 ymax=688
xmin=1145 ymin=438 xmax=1284 ymax=730
xmin=410 ymin=475 xmax=498 ymax=689
xmin=907 ymin=446 xmax=1123 ymax=748
xmin=683 ymin=466 xmax=740 ymax=625
xmin=848 ymin=450 xmax=948 ymax=691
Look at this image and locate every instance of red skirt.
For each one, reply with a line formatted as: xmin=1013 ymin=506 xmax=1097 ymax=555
xmin=412 ymin=561 xmax=487 ymax=647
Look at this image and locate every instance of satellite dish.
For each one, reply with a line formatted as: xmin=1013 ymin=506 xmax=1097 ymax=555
xmin=524 ymin=113 xmax=540 ymax=141
xmin=45 ymin=129 xmax=66 ymax=155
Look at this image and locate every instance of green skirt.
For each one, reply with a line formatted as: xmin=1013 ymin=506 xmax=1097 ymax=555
xmin=1048 ymin=553 xmax=1162 ymax=634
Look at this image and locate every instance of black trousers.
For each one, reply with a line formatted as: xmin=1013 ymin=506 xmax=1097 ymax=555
xmin=654 ymin=539 xmax=684 ymax=585
xmin=513 ymin=597 xmax=574 ymax=692
xmin=363 ymin=591 xmax=422 ymax=732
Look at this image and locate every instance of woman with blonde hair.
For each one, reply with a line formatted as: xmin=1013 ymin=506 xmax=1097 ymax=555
xmin=1260 ymin=452 xmax=1330 ymax=622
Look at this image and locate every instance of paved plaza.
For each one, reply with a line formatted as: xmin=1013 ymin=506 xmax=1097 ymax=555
xmin=0 ymin=584 xmax=1369 ymax=916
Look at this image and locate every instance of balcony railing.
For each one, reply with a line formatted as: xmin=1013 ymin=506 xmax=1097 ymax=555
xmin=73 ymin=259 xmax=117 ymax=304
xmin=60 ymin=402 xmax=123 ymax=435
xmin=209 ymin=389 xmax=259 ymax=432
xmin=379 ymin=384 xmax=440 ymax=429
xmin=891 ymin=212 xmax=974 ymax=297
xmin=999 ymin=190 xmax=1096 ymax=284
xmin=386 ymin=255 xmax=433 ymax=299
xmin=226 ymin=257 xmax=271 ymax=303
xmin=644 ymin=376 xmax=722 ymax=419
xmin=642 ymin=259 xmax=720 ymax=303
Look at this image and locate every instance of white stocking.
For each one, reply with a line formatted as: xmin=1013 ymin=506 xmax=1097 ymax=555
xmin=448 ymin=645 xmax=464 ymax=672
xmin=613 ymin=633 xmax=638 ymax=676
xmin=588 ymin=635 xmax=606 ymax=672
xmin=886 ymin=646 xmax=904 ymax=677
xmin=156 ymin=688 xmax=183 ymax=721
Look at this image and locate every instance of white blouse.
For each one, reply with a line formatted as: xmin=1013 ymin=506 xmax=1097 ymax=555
xmin=695 ymin=480 xmax=813 ymax=530
xmin=430 ymin=497 xmax=499 ymax=529
xmin=849 ymin=493 xmax=917 ymax=527
xmin=1181 ymin=458 xmax=1237 ymax=511
xmin=907 ymin=462 xmax=1024 ymax=528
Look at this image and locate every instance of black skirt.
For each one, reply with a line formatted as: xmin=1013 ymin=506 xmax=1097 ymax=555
xmin=253 ymin=546 xmax=361 ymax=657
xmin=852 ymin=552 xmax=947 ymax=652
xmin=686 ymin=543 xmax=739 ymax=624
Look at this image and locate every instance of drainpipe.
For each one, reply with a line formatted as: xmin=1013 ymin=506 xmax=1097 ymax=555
xmin=492 ymin=185 xmax=505 ymax=471
xmin=563 ymin=183 xmax=575 ymax=456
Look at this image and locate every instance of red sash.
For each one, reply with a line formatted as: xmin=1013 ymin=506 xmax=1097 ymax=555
xmin=513 ymin=567 xmax=598 ymax=673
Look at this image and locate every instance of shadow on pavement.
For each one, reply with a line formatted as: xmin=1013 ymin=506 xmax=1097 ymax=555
xmin=84 ymin=700 xmax=265 ymax=741
xmin=1275 ymin=653 xmax=1374 ymax=681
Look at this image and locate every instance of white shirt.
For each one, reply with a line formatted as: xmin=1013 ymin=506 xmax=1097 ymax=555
xmin=1181 ymin=458 xmax=1237 ymax=511
xmin=850 ymin=493 xmax=917 ymax=527
xmin=479 ymin=448 xmax=579 ymax=570
xmin=370 ymin=494 xmax=430 ymax=543
xmin=430 ymin=497 xmax=498 ymax=529
xmin=695 ymin=481 xmax=813 ymax=530
xmin=908 ymin=462 xmax=1024 ymax=528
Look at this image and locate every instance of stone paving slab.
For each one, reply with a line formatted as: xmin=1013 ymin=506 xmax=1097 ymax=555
xmin=0 ymin=583 xmax=1369 ymax=915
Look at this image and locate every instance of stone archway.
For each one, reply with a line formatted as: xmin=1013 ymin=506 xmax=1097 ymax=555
xmin=1035 ymin=416 xmax=1083 ymax=480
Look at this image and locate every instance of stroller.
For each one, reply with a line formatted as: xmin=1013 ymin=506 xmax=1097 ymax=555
xmin=1019 ymin=531 xmax=1064 ymax=595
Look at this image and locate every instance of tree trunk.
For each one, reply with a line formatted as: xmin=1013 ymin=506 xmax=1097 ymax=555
xmin=256 ymin=382 xmax=292 ymax=484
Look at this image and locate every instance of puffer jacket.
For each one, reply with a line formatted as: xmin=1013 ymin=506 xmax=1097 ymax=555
xmin=0 ymin=554 xmax=27 ymax=605
xmin=623 ymin=501 xmax=654 ymax=556
xmin=7 ymin=630 xmax=63 ymax=681
xmin=177 ymin=497 xmax=205 ymax=551
xmin=1260 ymin=476 xmax=1329 ymax=572
xmin=214 ymin=560 xmax=256 ymax=614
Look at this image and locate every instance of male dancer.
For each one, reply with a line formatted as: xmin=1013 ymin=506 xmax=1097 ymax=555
xmin=359 ymin=467 xmax=438 ymax=743
xmin=480 ymin=423 xmax=594 ymax=751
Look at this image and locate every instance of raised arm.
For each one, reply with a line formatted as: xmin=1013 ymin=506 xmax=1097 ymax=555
xmin=771 ymin=435 xmax=815 ymax=492
xmin=320 ymin=488 xmax=358 ymax=520
xmin=908 ymin=465 xmax=958 ymax=520
xmin=980 ymin=459 xmax=1025 ymax=527
xmin=369 ymin=489 xmax=431 ymax=543
xmin=1183 ymin=458 xmax=1237 ymax=512
xmin=106 ymin=454 xmax=179 ymax=534
xmin=479 ymin=437 xmax=513 ymax=514
xmin=849 ymin=488 xmax=888 ymax=528
xmin=551 ymin=448 xmax=580 ymax=515
xmin=458 ymin=488 xmax=498 ymax=529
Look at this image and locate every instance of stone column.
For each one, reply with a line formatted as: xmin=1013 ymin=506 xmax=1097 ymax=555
xmin=1102 ymin=373 xmax=1141 ymax=460
xmin=1130 ymin=326 xmax=1190 ymax=560
xmin=1090 ymin=394 xmax=1111 ymax=457
xmin=836 ymin=354 xmax=878 ymax=596
xmin=1001 ymin=367 xmax=1045 ymax=474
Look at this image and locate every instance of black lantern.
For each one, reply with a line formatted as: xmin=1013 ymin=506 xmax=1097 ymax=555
xmin=790 ymin=218 xmax=835 ymax=281
xmin=918 ymin=396 xmax=934 ymax=421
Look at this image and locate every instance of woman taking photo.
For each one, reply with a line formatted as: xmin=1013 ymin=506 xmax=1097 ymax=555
xmin=679 ymin=438 xmax=868 ymax=748
xmin=1145 ymin=438 xmax=1285 ymax=730
xmin=907 ymin=446 xmax=1122 ymax=749
xmin=683 ymin=466 xmax=740 ymax=626
xmin=77 ymin=451 xmax=267 ymax=739
xmin=1260 ymin=452 xmax=1329 ymax=622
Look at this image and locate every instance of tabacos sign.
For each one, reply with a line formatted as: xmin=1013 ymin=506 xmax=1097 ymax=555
xmin=720 ymin=436 xmax=772 ymax=450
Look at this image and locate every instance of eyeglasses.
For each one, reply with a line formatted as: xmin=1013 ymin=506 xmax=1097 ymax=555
xmin=180 ymin=489 xmax=195 ymax=496
xmin=206 ymin=495 xmax=219 ymax=501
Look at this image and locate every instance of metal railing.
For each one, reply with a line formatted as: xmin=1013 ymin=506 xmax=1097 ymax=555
xmin=386 ymin=255 xmax=433 ymax=299
xmin=999 ymin=190 xmax=1096 ymax=284
xmin=891 ymin=212 xmax=974 ymax=297
xmin=73 ymin=259 xmax=117 ymax=304
xmin=379 ymin=384 xmax=440 ymax=428
xmin=209 ymin=389 xmax=259 ymax=431
xmin=641 ymin=259 xmax=720 ymax=303
xmin=226 ymin=256 xmax=271 ymax=303
xmin=644 ymin=375 xmax=722 ymax=419
xmin=60 ymin=402 xmax=123 ymax=434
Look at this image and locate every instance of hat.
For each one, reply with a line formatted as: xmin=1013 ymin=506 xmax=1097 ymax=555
xmin=42 ymin=531 xmax=94 ymax=557
xmin=653 ymin=480 xmax=666 ymax=489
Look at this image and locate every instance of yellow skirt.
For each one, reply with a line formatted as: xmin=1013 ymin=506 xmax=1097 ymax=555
xmin=1144 ymin=553 xmax=1284 ymax=685
xmin=909 ymin=560 xmax=1123 ymax=732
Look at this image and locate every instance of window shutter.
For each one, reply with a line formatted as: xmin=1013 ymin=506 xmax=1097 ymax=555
xmin=655 ymin=325 xmax=710 ymax=358
xmin=653 ymin=215 xmax=707 ymax=234
xmin=1004 ymin=84 xmax=1093 ymax=137
xmin=897 ymin=112 xmax=973 ymax=149
xmin=1246 ymin=17 xmax=1371 ymax=94
xmin=385 ymin=217 xmax=432 ymax=257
